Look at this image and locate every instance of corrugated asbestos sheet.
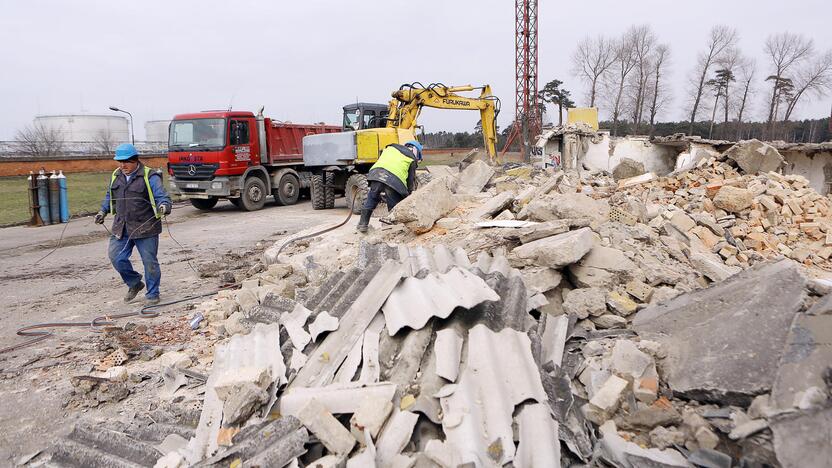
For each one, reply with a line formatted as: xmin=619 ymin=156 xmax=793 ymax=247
xmin=439 ymin=324 xmax=549 ymax=466
xmin=381 ymin=267 xmax=501 ymax=335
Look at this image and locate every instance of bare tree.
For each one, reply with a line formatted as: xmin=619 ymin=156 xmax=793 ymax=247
xmin=606 ymin=30 xmax=638 ymax=137
xmin=782 ymin=50 xmax=832 ymax=122
xmin=92 ymin=128 xmax=117 ymax=155
xmin=735 ymin=57 xmax=757 ymax=139
xmin=686 ymin=25 xmax=738 ymax=135
xmin=763 ymin=32 xmax=814 ymax=137
xmin=572 ymin=35 xmax=618 ymax=108
xmin=648 ymin=44 xmax=671 ymax=137
xmin=627 ymin=25 xmax=657 ymax=134
xmin=14 ymin=122 xmax=66 ymax=157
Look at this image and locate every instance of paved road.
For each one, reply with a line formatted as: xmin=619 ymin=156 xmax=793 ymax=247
xmin=0 ymin=197 xmax=351 ymax=463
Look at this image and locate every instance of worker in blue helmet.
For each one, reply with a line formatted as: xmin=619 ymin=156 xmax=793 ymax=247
xmin=356 ymin=140 xmax=422 ymax=233
xmin=95 ymin=143 xmax=172 ymax=305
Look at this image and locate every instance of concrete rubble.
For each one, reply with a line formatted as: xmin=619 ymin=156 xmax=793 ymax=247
xmin=43 ymin=143 xmax=832 ymax=468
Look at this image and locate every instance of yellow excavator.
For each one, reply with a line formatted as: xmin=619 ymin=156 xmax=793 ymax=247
xmin=302 ymin=83 xmax=500 ymax=211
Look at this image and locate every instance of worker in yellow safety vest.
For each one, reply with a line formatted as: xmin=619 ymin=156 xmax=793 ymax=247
xmin=356 ymin=140 xmax=422 ymax=233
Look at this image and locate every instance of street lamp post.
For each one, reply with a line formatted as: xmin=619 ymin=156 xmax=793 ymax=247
xmin=109 ymin=106 xmax=134 ymax=144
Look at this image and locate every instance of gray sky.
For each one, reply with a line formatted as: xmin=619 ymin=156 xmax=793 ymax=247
xmin=1 ymin=0 xmax=830 ymax=140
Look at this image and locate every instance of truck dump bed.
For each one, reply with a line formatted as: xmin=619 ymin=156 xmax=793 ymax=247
xmin=267 ymin=121 xmax=340 ymax=164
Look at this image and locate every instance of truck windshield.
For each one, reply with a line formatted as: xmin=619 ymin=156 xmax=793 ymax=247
xmin=169 ymin=119 xmax=226 ymax=149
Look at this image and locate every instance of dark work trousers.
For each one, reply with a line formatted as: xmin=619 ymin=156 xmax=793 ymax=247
xmin=363 ymin=181 xmax=405 ymax=211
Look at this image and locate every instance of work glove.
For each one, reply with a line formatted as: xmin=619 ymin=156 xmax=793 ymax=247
xmin=94 ymin=211 xmax=106 ymax=224
xmin=158 ymin=203 xmax=171 ymax=216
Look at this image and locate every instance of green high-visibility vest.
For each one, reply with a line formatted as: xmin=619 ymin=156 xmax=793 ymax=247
xmin=109 ymin=166 xmax=160 ymax=219
xmin=371 ymin=146 xmax=414 ymax=186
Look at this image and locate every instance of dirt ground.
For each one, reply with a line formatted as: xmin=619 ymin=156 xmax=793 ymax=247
xmin=0 ymin=197 xmax=351 ymax=464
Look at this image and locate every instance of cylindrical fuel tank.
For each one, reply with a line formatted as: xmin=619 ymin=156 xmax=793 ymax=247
xmin=49 ymin=171 xmax=61 ymax=223
xmin=37 ymin=170 xmax=51 ymax=225
xmin=58 ymin=170 xmax=69 ymax=223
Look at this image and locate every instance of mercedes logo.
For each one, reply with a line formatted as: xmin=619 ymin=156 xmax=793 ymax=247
xmin=187 ymin=165 xmax=197 ymax=176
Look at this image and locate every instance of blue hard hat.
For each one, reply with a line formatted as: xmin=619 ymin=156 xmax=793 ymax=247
xmin=114 ymin=143 xmax=139 ymax=161
xmin=404 ymin=140 xmax=423 ymax=160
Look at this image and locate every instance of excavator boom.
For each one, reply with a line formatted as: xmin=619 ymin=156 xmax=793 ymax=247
xmin=387 ymin=83 xmax=500 ymax=162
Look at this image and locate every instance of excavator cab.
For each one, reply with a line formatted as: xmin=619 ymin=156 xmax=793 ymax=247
xmin=342 ymin=103 xmax=390 ymax=131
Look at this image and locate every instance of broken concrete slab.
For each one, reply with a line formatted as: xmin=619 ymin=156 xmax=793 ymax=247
xmin=583 ymin=375 xmax=628 ymax=424
xmin=510 ymin=227 xmax=594 ymax=268
xmin=454 ymin=160 xmax=494 ymax=195
xmin=382 ymin=267 xmax=499 ymax=336
xmin=297 ymin=399 xmax=356 ymax=456
xmin=568 ymin=244 xmax=638 ymax=289
xmin=612 ymin=158 xmax=646 ymax=181
xmin=633 ymin=259 xmax=806 ymax=405
xmin=610 ymin=340 xmax=653 ymax=380
xmin=562 ymin=287 xmax=607 ymax=319
xmin=713 ymin=186 xmax=753 ymax=213
xmin=592 ymin=314 xmax=628 ymax=329
xmin=689 ymin=249 xmax=741 ymax=282
xmin=434 ymin=328 xmax=463 ymax=382
xmin=521 ymin=267 xmax=562 ymax=296
xmin=617 ymin=172 xmax=658 ymax=189
xmin=771 ymin=407 xmax=832 ymax=468
xmin=724 ymin=139 xmax=785 ymax=174
xmin=467 ymin=190 xmax=514 ymax=220
xmin=523 ymin=193 xmax=610 ymax=223
xmin=387 ymin=177 xmax=457 ymax=233
xmin=771 ymin=313 xmax=832 ymax=410
xmin=222 ymin=382 xmax=269 ymax=426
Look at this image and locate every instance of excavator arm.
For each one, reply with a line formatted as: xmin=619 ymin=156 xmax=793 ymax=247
xmin=387 ymin=83 xmax=500 ymax=163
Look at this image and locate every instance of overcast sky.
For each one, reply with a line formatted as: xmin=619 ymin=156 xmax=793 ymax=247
xmin=1 ymin=0 xmax=830 ymax=140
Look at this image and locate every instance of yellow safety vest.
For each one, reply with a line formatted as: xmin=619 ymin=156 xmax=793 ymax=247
xmin=371 ymin=146 xmax=414 ymax=186
xmin=109 ymin=166 xmax=160 ymax=218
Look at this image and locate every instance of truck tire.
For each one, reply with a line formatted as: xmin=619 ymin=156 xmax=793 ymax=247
xmin=345 ymin=173 xmax=369 ymax=214
xmin=274 ymin=173 xmax=300 ymax=206
xmin=240 ymin=177 xmax=267 ymax=211
xmin=311 ymin=172 xmax=335 ymax=210
xmin=190 ymin=197 xmax=219 ymax=211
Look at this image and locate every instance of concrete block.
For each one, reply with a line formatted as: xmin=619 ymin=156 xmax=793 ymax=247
xmin=669 ymin=211 xmax=696 ymax=232
xmin=772 ymin=407 xmax=832 ymax=468
xmin=610 ymin=340 xmax=653 ymax=380
xmin=569 ymin=245 xmax=639 ymax=289
xmin=607 ymin=291 xmax=638 ymax=316
xmin=592 ymin=314 xmax=628 ymax=329
xmin=455 ymin=160 xmax=494 ymax=194
xmin=724 ymin=139 xmax=784 ymax=174
xmin=633 ymin=259 xmax=806 ymax=405
xmin=388 ymin=177 xmax=457 ymax=233
xmin=588 ymin=374 xmax=628 ymax=415
xmin=213 ymin=366 xmax=272 ymax=401
xmin=612 ymin=158 xmax=645 ymax=180
xmin=562 ymin=287 xmax=607 ymax=319
xmin=350 ymin=396 xmax=393 ymax=443
xmin=521 ymin=267 xmax=562 ymax=296
xmin=713 ymin=186 xmax=753 ymax=213
xmin=510 ymin=227 xmax=594 ymax=268
xmin=689 ymin=249 xmax=741 ymax=282
xmin=467 ymin=191 xmax=514 ymax=220
xmin=297 ymin=399 xmax=356 ymax=455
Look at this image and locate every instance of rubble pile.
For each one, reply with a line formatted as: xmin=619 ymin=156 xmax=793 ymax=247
xmin=43 ymin=141 xmax=832 ymax=468
xmin=615 ymin=139 xmax=832 ymax=269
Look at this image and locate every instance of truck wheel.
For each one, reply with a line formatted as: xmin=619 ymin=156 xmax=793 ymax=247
xmin=345 ymin=174 xmax=368 ymax=214
xmin=274 ymin=173 xmax=300 ymax=206
xmin=311 ymin=174 xmax=326 ymax=210
xmin=324 ymin=172 xmax=335 ymax=209
xmin=190 ymin=197 xmax=219 ymax=211
xmin=311 ymin=172 xmax=335 ymax=210
xmin=240 ymin=177 xmax=267 ymax=211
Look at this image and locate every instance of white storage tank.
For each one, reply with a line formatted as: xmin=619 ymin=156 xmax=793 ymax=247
xmin=144 ymin=120 xmax=171 ymax=142
xmin=34 ymin=114 xmax=129 ymax=142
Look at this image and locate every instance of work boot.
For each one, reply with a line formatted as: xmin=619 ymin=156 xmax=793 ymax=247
xmin=124 ymin=281 xmax=145 ymax=303
xmin=144 ymin=296 xmax=161 ymax=306
xmin=356 ymin=209 xmax=372 ymax=233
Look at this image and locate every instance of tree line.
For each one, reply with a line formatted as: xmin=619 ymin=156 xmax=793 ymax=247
xmin=571 ymin=25 xmax=831 ymax=142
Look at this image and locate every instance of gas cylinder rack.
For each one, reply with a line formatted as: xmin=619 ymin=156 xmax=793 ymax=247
xmin=28 ymin=169 xmax=70 ymax=226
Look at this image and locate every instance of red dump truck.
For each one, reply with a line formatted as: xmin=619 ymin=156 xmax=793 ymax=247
xmin=166 ymin=110 xmax=340 ymax=211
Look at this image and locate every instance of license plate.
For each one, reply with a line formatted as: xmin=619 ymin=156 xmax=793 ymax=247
xmin=186 ymin=183 xmax=198 ymax=189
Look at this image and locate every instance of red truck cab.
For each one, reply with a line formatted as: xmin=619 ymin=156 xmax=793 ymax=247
xmin=167 ymin=110 xmax=339 ymax=211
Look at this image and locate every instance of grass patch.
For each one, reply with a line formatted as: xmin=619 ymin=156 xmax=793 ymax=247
xmin=0 ymin=171 xmax=176 ymax=227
